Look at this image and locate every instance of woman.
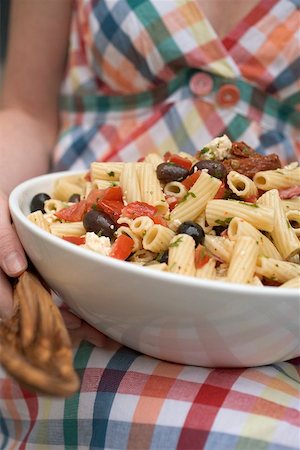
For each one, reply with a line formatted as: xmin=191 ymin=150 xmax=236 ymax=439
xmin=0 ymin=1 xmax=299 ymax=448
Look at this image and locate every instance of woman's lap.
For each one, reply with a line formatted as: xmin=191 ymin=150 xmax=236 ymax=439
xmin=1 ymin=340 xmax=299 ymax=449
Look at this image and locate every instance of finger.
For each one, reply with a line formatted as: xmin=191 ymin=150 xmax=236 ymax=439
xmin=60 ymin=308 xmax=82 ymax=330
xmin=0 ymin=268 xmax=13 ymax=319
xmin=0 ymin=191 xmax=27 ymax=276
xmin=68 ymin=322 xmax=107 ymax=348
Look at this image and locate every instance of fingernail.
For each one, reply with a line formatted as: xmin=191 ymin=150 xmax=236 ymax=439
xmin=3 ymin=252 xmax=27 ymax=275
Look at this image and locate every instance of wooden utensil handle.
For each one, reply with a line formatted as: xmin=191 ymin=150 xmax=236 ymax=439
xmin=0 ymin=271 xmax=80 ymax=397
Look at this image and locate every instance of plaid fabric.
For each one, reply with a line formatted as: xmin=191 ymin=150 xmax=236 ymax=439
xmin=1 ymin=342 xmax=300 ymax=450
xmin=52 ymin=0 xmax=300 ymax=172
xmin=1 ymin=1 xmax=300 ymax=449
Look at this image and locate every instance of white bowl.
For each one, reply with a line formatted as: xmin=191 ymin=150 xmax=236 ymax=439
xmin=9 ymin=172 xmax=300 ymax=367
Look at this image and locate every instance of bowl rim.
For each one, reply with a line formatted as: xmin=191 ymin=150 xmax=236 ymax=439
xmin=9 ymin=171 xmax=300 ymax=298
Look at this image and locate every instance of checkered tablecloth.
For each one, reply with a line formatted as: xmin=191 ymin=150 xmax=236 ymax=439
xmin=1 ymin=340 xmax=299 ymax=449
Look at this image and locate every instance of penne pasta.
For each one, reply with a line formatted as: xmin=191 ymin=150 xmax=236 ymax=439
xmin=130 ymin=216 xmax=154 ymax=237
xmin=227 ymin=171 xmax=258 ymax=199
xmin=94 ymin=180 xmax=120 ymax=190
xmin=52 ymin=179 xmax=83 ymax=202
xmin=28 ymin=210 xmax=50 ymax=232
xmin=227 ymin=236 xmax=259 ymax=284
xmin=279 ymin=276 xmax=300 ymax=289
xmin=163 ymin=181 xmax=187 ymax=200
xmin=257 ymin=189 xmax=300 ymax=259
xmin=170 ymin=171 xmax=221 ymax=227
xmin=144 ymin=153 xmax=164 ymax=168
xmin=143 ymin=225 xmax=175 ymax=253
xmin=168 ymin=234 xmax=196 ymax=276
xmin=196 ymin=258 xmax=216 ymax=279
xmin=120 ymin=162 xmax=142 ymax=203
xmin=204 ymin=235 xmax=234 ymax=264
xmin=206 ymin=199 xmax=274 ymax=232
xmin=256 ymin=256 xmax=300 ymax=283
xmin=228 ymin=217 xmax=282 ymax=260
xmin=139 ymin=162 xmax=169 ymax=215
xmin=253 ymin=166 xmax=300 ymax=190
xmin=91 ymin=162 xmax=124 ymax=181
xmin=44 ymin=199 xmax=68 ymax=214
xmin=50 ymin=221 xmax=85 ymax=237
xmin=282 ymin=197 xmax=300 ymax=212
xmin=286 ymin=210 xmax=300 ymax=236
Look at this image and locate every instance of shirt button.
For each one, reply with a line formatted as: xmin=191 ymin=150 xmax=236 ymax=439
xmin=216 ymin=84 xmax=240 ymax=107
xmin=189 ymin=73 xmax=213 ymax=96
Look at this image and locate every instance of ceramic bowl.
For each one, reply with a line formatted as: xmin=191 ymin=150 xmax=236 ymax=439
xmin=9 ymin=172 xmax=300 ymax=367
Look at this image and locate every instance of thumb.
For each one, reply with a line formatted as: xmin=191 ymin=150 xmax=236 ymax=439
xmin=0 ymin=269 xmax=14 ymax=319
xmin=0 ymin=191 xmax=27 ymax=277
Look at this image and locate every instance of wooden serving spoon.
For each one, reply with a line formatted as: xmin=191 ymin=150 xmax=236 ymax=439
xmin=0 ymin=271 xmax=80 ymax=397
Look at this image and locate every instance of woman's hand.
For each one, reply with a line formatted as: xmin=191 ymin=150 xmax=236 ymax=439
xmin=0 ymin=190 xmax=27 ymax=318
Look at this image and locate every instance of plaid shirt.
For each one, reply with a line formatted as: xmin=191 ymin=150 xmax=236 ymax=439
xmin=1 ymin=1 xmax=300 ymax=449
xmin=52 ymin=0 xmax=300 ymax=171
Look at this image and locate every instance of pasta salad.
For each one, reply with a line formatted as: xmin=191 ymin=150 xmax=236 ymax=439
xmin=28 ymin=136 xmax=300 ymax=288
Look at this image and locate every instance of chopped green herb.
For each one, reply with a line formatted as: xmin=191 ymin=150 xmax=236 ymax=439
xmin=156 ymin=251 xmax=164 ymax=262
xmin=92 ymin=204 xmax=98 ymax=210
xmin=181 ymin=191 xmax=196 ymax=203
xmin=238 ymin=201 xmax=259 ymax=208
xmin=215 ymin=217 xmax=233 ymax=227
xmin=110 ymin=182 xmax=118 ymax=186
xmin=241 ymin=145 xmax=250 ymax=155
xmin=107 ymin=171 xmax=115 ymax=177
xmin=200 ymin=147 xmax=210 ymax=154
xmin=169 ymin=237 xmax=183 ymax=248
xmin=200 ymin=246 xmax=207 ymax=258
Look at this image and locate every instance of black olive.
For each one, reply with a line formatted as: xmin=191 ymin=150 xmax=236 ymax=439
xmin=191 ymin=160 xmax=227 ymax=180
xmin=213 ymin=225 xmax=227 ymax=236
xmin=68 ymin=193 xmax=81 ymax=203
xmin=158 ymin=250 xmax=168 ymax=264
xmin=223 ymin=188 xmax=240 ymax=200
xmin=156 ymin=163 xmax=189 ymax=183
xmin=176 ymin=221 xmax=205 ymax=245
xmin=30 ymin=193 xmax=51 ymax=213
xmin=83 ymin=210 xmax=117 ymax=239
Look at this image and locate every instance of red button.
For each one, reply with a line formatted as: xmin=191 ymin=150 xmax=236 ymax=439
xmin=216 ymin=84 xmax=240 ymax=107
xmin=189 ymin=73 xmax=213 ymax=96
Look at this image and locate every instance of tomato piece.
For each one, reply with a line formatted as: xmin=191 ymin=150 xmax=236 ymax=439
xmin=110 ymin=234 xmax=134 ymax=260
xmin=164 ymin=153 xmax=192 ymax=170
xmin=195 ymin=245 xmax=210 ymax=269
xmin=62 ymin=235 xmax=86 ymax=245
xmin=84 ymin=171 xmax=91 ymax=181
xmin=102 ymin=186 xmax=123 ymax=202
xmin=214 ymin=181 xmax=226 ymax=199
xmin=55 ymin=200 xmax=87 ymax=222
xmin=163 ymin=151 xmax=172 ymax=161
xmin=165 ymin=195 xmax=178 ymax=211
xmin=152 ymin=216 xmax=168 ymax=227
xmin=122 ymin=202 xmax=157 ymax=219
xmin=181 ymin=171 xmax=200 ymax=190
xmin=244 ymin=195 xmax=257 ymax=203
xmin=99 ymin=199 xmax=124 ymax=220
xmin=86 ymin=189 xmax=105 ymax=211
